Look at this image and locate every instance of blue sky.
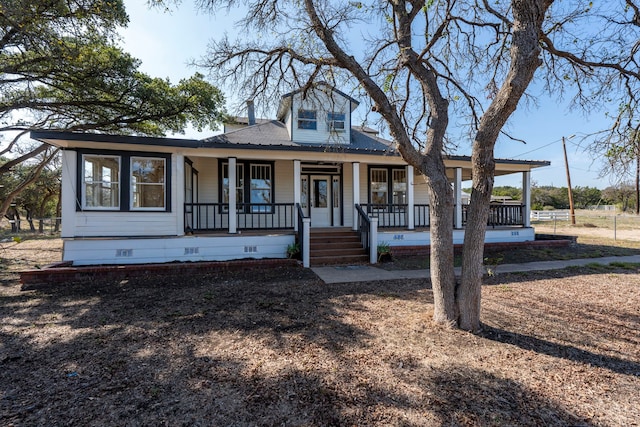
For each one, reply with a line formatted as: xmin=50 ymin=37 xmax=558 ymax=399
xmin=119 ymin=0 xmax=611 ymax=189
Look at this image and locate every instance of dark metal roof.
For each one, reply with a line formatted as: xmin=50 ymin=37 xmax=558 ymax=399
xmin=30 ymin=130 xmax=200 ymax=148
xmin=202 ymin=120 xmax=397 ymax=155
xmin=30 ymin=129 xmax=550 ymax=167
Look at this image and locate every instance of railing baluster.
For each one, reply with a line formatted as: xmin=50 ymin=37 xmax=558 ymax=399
xmin=183 ymin=202 xmax=296 ymax=232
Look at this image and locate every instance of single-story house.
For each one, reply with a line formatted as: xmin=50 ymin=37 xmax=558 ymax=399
xmin=31 ymin=83 xmax=549 ymax=267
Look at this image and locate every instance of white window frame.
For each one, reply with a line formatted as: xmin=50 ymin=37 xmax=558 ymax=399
xmin=370 ymin=168 xmax=389 ymax=207
xmin=392 ymin=169 xmax=407 ymax=205
xmin=81 ymin=154 xmax=121 ymax=210
xmin=327 ymin=112 xmax=346 ymax=132
xmin=250 ymin=163 xmax=273 ymax=213
xmin=297 ymin=109 xmax=317 ymax=130
xmin=130 ymin=157 xmax=166 ymax=211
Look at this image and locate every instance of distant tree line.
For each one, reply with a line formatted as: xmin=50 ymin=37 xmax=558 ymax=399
xmin=465 ymin=184 xmax=638 ymax=213
xmin=1 ymin=157 xmax=60 ymax=232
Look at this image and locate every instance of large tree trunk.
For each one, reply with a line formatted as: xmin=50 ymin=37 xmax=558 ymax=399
xmin=458 ymin=0 xmax=548 ymax=331
xmin=459 ymin=147 xmax=495 ymax=331
xmin=422 ymin=162 xmax=456 ymax=325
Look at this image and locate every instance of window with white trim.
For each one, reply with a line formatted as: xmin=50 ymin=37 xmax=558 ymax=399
xmin=369 ymin=166 xmax=407 ymax=208
xmin=392 ymin=169 xmax=407 ymax=205
xmin=297 ymin=109 xmax=317 ymax=130
xmin=131 ymin=157 xmax=166 ymax=210
xmin=79 ymin=151 xmax=170 ymax=212
xmin=82 ymin=155 xmax=120 ymax=209
xmin=327 ymin=112 xmax=346 ymax=132
xmin=370 ymin=168 xmax=388 ymax=205
xmin=250 ymin=164 xmax=272 ymax=212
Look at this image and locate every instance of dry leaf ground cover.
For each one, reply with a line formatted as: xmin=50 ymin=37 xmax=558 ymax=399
xmin=1 ymin=237 xmax=639 ymax=426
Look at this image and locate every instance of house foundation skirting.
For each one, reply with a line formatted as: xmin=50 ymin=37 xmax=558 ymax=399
xmin=378 ymin=227 xmax=536 ymax=248
xmin=62 ymin=234 xmax=296 ymax=266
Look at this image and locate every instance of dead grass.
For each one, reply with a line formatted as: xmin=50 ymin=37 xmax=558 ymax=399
xmin=1 ymin=247 xmax=639 ymax=425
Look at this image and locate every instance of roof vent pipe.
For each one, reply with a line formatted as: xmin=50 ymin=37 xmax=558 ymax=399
xmin=247 ymin=100 xmax=255 ymax=126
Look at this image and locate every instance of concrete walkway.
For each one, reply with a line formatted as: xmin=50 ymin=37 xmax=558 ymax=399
xmin=311 ymin=255 xmax=640 ymax=284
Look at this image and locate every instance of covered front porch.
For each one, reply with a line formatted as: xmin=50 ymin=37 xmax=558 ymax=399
xmin=181 ymin=155 xmax=536 ymax=267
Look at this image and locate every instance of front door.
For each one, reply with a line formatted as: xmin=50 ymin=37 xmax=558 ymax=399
xmin=310 ymin=175 xmax=331 ymax=227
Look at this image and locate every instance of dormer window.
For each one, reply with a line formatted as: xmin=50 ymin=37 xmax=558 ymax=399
xmin=297 ymin=110 xmax=317 ymax=130
xmin=327 ymin=112 xmax=346 ymax=132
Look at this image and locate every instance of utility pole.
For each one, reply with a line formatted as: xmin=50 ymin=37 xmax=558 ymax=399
xmin=562 ymin=136 xmax=576 ymax=225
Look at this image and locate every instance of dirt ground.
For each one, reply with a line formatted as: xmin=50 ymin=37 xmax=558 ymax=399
xmin=534 ymin=223 xmax=640 ymax=242
xmin=1 ymin=237 xmax=639 ymax=426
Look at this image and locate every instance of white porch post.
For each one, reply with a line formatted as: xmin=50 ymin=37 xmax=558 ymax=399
xmin=228 ymin=157 xmax=237 ymax=234
xmin=370 ymin=217 xmax=378 ymax=264
xmin=302 ymin=217 xmax=311 ymax=268
xmin=352 ymin=162 xmax=360 ymax=231
xmin=293 ymin=160 xmax=301 ymax=232
xmin=454 ymin=167 xmax=463 ymax=229
xmin=523 ymin=170 xmax=531 ymax=227
xmin=176 ymin=154 xmax=185 ymax=236
xmin=407 ymin=165 xmax=415 ymax=230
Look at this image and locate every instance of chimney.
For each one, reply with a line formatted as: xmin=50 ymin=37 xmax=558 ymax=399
xmin=247 ymin=100 xmax=255 ymax=126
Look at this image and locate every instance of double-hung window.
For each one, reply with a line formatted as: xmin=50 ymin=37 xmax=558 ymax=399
xmin=250 ymin=164 xmax=272 ymax=212
xmin=297 ymin=110 xmax=317 ymax=130
xmin=83 ymin=155 xmax=120 ymax=209
xmin=131 ymin=157 xmax=166 ymax=209
xmin=392 ymin=169 xmax=407 ymax=205
xmin=370 ymin=166 xmax=407 ymax=209
xmin=79 ymin=151 xmax=170 ymax=211
xmin=370 ymin=168 xmax=388 ymax=206
xmin=221 ymin=160 xmax=274 ymax=213
xmin=327 ymin=112 xmax=346 ymax=132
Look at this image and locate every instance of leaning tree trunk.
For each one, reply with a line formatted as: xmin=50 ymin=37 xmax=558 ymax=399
xmin=458 ymin=0 xmax=549 ymax=331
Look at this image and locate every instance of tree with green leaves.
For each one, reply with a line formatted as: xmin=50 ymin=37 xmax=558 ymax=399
xmin=0 ymin=0 xmax=226 ymax=218
xmin=602 ymin=183 xmax=637 ymax=212
xmin=162 ymin=0 xmax=639 ymax=331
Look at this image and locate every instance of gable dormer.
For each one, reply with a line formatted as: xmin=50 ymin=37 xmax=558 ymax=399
xmin=276 ymin=83 xmax=360 ymax=145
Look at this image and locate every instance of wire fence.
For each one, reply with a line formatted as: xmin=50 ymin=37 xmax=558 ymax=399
xmin=1 ymin=217 xmax=61 ymax=235
xmin=531 ymin=210 xmax=640 ymax=241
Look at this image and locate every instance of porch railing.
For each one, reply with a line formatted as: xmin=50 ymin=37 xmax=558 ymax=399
xmin=296 ymin=203 xmax=307 ymax=255
xmin=360 ymin=203 xmax=525 ymax=229
xmin=361 ymin=204 xmax=407 ymax=228
xmin=355 ymin=204 xmax=371 ymax=252
xmin=184 ymin=202 xmax=295 ymax=232
xmin=414 ymin=204 xmax=430 ymax=227
xmin=360 ymin=204 xmax=430 ymax=228
xmin=462 ymin=204 xmax=525 ymax=227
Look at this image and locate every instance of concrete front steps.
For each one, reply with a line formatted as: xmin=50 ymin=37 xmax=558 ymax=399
xmin=310 ymin=228 xmax=369 ymax=266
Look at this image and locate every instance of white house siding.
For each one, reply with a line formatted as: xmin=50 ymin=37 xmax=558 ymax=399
xmin=289 ymin=91 xmax=351 ymax=145
xmin=274 ymin=160 xmax=294 ymax=202
xmin=342 ymin=163 xmax=354 ymax=228
xmin=192 ymin=157 xmax=218 ymax=203
xmin=63 ymin=234 xmax=295 ymax=266
xmin=60 ymin=150 xmax=77 ymax=238
xmin=412 ymin=170 xmax=430 ymax=205
xmin=378 ymin=227 xmax=535 ymax=249
xmin=70 ymin=212 xmax=177 ymax=237
xmin=63 ymin=150 xmax=179 ymax=238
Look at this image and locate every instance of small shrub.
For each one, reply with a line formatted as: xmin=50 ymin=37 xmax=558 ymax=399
xmin=286 ymin=242 xmax=300 ymax=259
xmin=377 ymin=242 xmax=391 ymax=262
